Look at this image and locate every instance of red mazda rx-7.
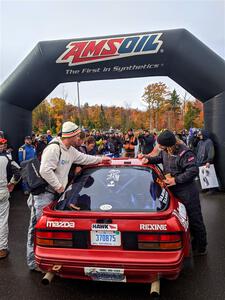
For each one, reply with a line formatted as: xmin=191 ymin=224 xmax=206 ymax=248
xmin=34 ymin=159 xmax=191 ymax=294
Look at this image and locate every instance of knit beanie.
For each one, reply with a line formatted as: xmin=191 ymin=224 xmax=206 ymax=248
xmin=157 ymin=130 xmax=176 ymax=147
xmin=61 ymin=121 xmax=81 ymax=138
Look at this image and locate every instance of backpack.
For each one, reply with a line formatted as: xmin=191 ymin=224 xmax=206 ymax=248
xmin=20 ymin=141 xmax=61 ymax=195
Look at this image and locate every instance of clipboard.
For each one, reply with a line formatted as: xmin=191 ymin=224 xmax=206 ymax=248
xmin=199 ymin=164 xmax=219 ymax=189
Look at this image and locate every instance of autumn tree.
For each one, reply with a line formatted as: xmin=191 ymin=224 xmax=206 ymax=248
xmin=184 ymin=101 xmax=201 ymax=129
xmin=50 ymin=98 xmax=67 ymax=132
xmin=193 ymin=100 xmax=204 ymax=128
xmin=32 ymin=97 xmax=168 ymax=133
xmin=82 ymin=102 xmax=90 ymax=128
xmin=98 ymin=105 xmax=109 ymax=130
xmin=142 ymin=82 xmax=169 ymax=130
xmin=32 ymin=100 xmax=51 ymax=133
xmin=168 ymin=89 xmax=182 ymax=130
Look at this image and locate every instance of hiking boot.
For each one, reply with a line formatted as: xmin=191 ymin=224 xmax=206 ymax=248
xmin=193 ymin=248 xmax=207 ymax=256
xmin=0 ymin=249 xmax=9 ymax=259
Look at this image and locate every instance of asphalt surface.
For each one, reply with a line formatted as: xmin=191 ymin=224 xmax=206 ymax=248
xmin=0 ymin=190 xmax=225 ymax=300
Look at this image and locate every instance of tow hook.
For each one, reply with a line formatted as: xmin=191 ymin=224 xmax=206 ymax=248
xmin=42 ymin=265 xmax=62 ymax=285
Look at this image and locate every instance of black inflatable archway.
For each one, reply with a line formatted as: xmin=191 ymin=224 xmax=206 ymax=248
xmin=0 ymin=29 xmax=225 ymax=187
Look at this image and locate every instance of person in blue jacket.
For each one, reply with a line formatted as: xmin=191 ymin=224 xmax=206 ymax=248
xmin=46 ymin=130 xmax=53 ymax=143
xmin=18 ymin=136 xmax=36 ymax=195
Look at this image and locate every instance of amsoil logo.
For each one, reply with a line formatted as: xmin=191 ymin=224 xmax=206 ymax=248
xmin=56 ymin=33 xmax=163 ymax=66
xmin=46 ymin=221 xmax=75 ymax=228
xmin=91 ymin=224 xmax=118 ymax=231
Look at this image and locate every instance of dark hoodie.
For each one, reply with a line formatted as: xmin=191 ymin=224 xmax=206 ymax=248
xmin=196 ymin=130 xmax=215 ymax=166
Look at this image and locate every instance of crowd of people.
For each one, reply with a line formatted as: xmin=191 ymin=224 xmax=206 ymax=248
xmin=0 ymin=123 xmax=216 ymax=264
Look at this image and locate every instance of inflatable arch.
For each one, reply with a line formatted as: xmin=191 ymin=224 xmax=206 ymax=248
xmin=0 ymin=29 xmax=225 ymax=187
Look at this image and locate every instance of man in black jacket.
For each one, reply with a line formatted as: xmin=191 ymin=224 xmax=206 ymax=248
xmin=141 ymin=130 xmax=207 ymax=256
xmin=139 ymin=130 xmax=155 ymax=154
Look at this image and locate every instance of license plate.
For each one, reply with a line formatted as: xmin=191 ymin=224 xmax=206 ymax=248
xmin=84 ymin=267 xmax=126 ymax=282
xmin=90 ymin=230 xmax=121 ymax=246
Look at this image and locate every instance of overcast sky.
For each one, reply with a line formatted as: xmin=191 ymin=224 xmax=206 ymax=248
xmin=1 ymin=0 xmax=225 ymax=109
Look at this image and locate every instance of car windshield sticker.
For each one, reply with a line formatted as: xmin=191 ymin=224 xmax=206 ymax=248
xmin=106 ymin=169 xmax=120 ymax=187
xmin=100 ymin=204 xmax=112 ymax=211
xmin=158 ymin=188 xmax=169 ymax=204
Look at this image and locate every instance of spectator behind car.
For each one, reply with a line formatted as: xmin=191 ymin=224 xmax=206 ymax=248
xmin=18 ymin=136 xmax=36 ymax=195
xmin=139 ymin=130 xmax=155 ymax=155
xmin=123 ymin=129 xmax=138 ymax=158
xmin=46 ymin=130 xmax=53 ymax=143
xmin=196 ymin=129 xmax=215 ymax=168
xmin=36 ymin=134 xmax=48 ymax=161
xmin=79 ymin=136 xmax=96 ymax=155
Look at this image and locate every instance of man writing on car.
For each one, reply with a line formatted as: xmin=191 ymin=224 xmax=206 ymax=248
xmin=27 ymin=121 xmax=111 ymax=271
xmin=140 ymin=130 xmax=207 ymax=256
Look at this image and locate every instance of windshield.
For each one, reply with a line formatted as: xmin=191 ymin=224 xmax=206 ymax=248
xmin=56 ymin=166 xmax=169 ymax=212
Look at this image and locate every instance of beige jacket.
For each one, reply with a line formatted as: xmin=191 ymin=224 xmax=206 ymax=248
xmin=40 ymin=137 xmax=102 ymax=191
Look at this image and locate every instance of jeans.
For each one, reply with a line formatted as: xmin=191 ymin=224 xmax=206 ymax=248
xmin=21 ymin=180 xmax=30 ymax=193
xmin=26 ymin=192 xmax=54 ymax=270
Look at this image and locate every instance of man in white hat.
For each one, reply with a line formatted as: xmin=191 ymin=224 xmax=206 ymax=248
xmin=27 ymin=121 xmax=111 ymax=271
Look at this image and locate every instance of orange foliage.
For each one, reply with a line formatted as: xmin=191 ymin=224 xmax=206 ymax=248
xmin=32 ymin=92 xmax=204 ymax=133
